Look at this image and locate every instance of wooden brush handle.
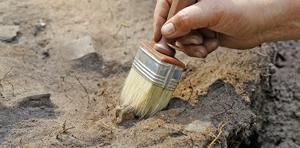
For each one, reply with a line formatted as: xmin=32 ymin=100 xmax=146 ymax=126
xmin=141 ymin=42 xmax=185 ymax=68
xmin=155 ymin=0 xmax=195 ymax=57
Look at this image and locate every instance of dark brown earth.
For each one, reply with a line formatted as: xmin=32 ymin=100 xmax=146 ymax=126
xmin=0 ymin=0 xmax=299 ymax=147
xmin=251 ymin=41 xmax=300 ymax=148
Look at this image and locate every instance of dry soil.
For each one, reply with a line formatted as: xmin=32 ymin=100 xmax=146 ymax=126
xmin=0 ymin=0 xmax=299 ymax=147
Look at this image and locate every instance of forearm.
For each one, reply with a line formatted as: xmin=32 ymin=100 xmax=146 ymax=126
xmin=288 ymin=0 xmax=300 ymax=19
xmin=287 ymin=0 xmax=300 ymax=39
xmin=266 ymin=0 xmax=300 ymax=41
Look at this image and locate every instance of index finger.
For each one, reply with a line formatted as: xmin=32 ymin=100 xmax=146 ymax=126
xmin=153 ymin=0 xmax=197 ymax=42
xmin=153 ymin=0 xmax=171 ymax=42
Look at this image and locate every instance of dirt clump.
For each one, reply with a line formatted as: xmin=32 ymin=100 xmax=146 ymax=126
xmin=0 ymin=0 xmax=299 ymax=147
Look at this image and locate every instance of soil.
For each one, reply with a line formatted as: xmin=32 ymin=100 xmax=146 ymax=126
xmin=0 ymin=0 xmax=299 ymax=147
xmin=251 ymin=41 xmax=300 ymax=148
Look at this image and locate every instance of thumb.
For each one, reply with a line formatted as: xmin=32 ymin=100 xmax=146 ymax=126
xmin=161 ymin=2 xmax=218 ymax=38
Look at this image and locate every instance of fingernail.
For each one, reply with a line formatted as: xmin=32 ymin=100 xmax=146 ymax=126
xmin=162 ymin=23 xmax=175 ymax=35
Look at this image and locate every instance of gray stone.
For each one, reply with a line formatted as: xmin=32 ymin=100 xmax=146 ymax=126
xmin=62 ymin=36 xmax=96 ymax=60
xmin=37 ymin=19 xmax=46 ymax=28
xmin=0 ymin=25 xmax=20 ymax=41
xmin=184 ymin=120 xmax=213 ymax=133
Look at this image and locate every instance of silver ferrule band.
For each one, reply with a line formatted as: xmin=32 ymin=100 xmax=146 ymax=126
xmin=132 ymin=47 xmax=183 ymax=91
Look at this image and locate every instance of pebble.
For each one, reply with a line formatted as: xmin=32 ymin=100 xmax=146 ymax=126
xmin=0 ymin=25 xmax=20 ymax=42
xmin=37 ymin=19 xmax=47 ymax=28
xmin=34 ymin=19 xmax=47 ymax=36
xmin=62 ymin=36 xmax=96 ymax=60
xmin=184 ymin=120 xmax=214 ymax=133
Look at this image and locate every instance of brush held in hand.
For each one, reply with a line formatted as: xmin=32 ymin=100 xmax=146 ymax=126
xmin=120 ymin=42 xmax=184 ymax=117
xmin=120 ymin=0 xmax=193 ymax=117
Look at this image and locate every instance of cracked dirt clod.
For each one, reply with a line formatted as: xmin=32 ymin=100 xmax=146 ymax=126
xmin=0 ymin=25 xmax=20 ymax=42
xmin=17 ymin=93 xmax=52 ymax=107
xmin=0 ymin=1 xmax=299 ymax=147
xmin=62 ymin=36 xmax=96 ymax=60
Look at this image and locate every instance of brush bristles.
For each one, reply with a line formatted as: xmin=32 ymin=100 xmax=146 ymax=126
xmin=120 ymin=68 xmax=173 ymax=117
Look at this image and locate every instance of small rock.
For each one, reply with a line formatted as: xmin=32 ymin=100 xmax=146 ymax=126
xmin=62 ymin=36 xmax=96 ymax=60
xmin=113 ymin=105 xmax=135 ymax=125
xmin=34 ymin=19 xmax=47 ymax=36
xmin=38 ymin=19 xmax=47 ymax=28
xmin=17 ymin=93 xmax=52 ymax=108
xmin=0 ymin=25 xmax=20 ymax=42
xmin=184 ymin=120 xmax=214 ymax=133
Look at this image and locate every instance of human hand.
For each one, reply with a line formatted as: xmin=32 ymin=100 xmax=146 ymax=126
xmin=153 ymin=0 xmax=219 ymax=58
xmin=154 ymin=0 xmax=300 ymax=58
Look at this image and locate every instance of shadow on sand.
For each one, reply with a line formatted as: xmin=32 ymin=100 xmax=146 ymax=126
xmin=0 ymin=94 xmax=58 ymax=144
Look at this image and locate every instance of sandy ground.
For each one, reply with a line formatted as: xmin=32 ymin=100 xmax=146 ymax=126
xmin=0 ymin=0 xmax=299 ymax=147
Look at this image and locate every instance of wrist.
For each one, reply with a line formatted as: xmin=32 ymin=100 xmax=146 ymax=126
xmin=286 ymin=0 xmax=300 ymax=37
xmin=287 ymin=0 xmax=300 ymax=19
xmin=274 ymin=0 xmax=300 ymax=39
xmin=258 ymin=0 xmax=300 ymax=42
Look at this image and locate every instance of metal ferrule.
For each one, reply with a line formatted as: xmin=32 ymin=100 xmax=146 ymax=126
xmin=132 ymin=47 xmax=183 ymax=91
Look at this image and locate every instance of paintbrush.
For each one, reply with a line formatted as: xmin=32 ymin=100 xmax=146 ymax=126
xmin=120 ymin=0 xmax=186 ymax=117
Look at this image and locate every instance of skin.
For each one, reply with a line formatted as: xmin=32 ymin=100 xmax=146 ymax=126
xmin=153 ymin=0 xmax=300 ymax=58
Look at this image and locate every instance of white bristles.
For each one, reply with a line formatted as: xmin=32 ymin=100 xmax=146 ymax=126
xmin=120 ymin=68 xmax=173 ymax=117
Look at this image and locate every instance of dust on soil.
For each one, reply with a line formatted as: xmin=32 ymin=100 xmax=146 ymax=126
xmin=252 ymin=41 xmax=300 ymax=148
xmin=0 ymin=0 xmax=299 ymax=147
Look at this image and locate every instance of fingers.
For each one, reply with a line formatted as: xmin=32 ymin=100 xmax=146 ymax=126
xmin=176 ymin=31 xmax=203 ymax=45
xmin=153 ymin=0 xmax=221 ymax=58
xmin=217 ymin=34 xmax=259 ymax=49
xmin=200 ymin=28 xmax=216 ymax=38
xmin=176 ymin=44 xmax=208 ymax=58
xmin=153 ymin=0 xmax=197 ymax=42
xmin=175 ymin=35 xmax=219 ymax=58
xmin=203 ymin=38 xmax=219 ymax=53
xmin=153 ymin=0 xmax=171 ymax=42
xmin=162 ymin=1 xmax=220 ymax=39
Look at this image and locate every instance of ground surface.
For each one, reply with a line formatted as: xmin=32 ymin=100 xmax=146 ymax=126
xmin=0 ymin=0 xmax=299 ymax=147
xmin=252 ymin=41 xmax=300 ymax=148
